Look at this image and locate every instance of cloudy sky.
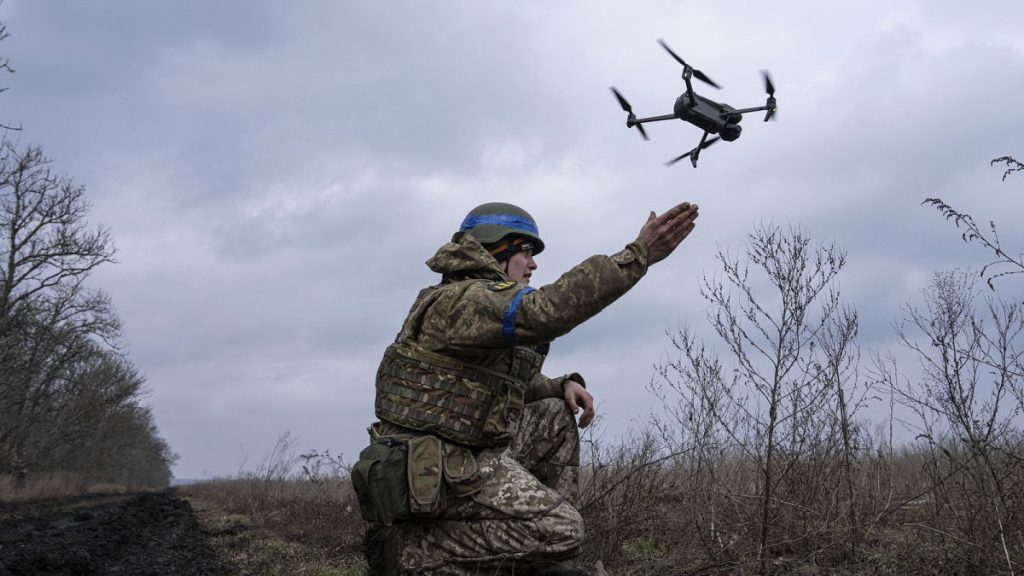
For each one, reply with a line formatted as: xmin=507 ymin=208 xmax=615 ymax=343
xmin=3 ymin=2 xmax=1023 ymax=479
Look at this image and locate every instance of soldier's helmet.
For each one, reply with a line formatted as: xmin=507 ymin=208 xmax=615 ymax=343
xmin=455 ymin=202 xmax=545 ymax=260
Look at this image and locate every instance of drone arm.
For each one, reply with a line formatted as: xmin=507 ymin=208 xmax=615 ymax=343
xmin=632 ymin=113 xmax=678 ymax=125
xmin=683 ymin=75 xmax=696 ymax=106
xmin=731 ymin=105 xmax=770 ymax=115
xmin=734 ymin=100 xmax=777 ymax=121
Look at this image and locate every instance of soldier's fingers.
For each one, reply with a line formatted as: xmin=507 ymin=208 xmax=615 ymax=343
xmin=579 ymin=408 xmax=594 ymax=429
xmin=580 ymin=400 xmax=595 ymax=428
xmin=655 ymin=202 xmax=691 ymax=226
xmin=658 ymin=206 xmax=697 ymax=235
xmin=657 ymin=217 xmax=694 ymax=247
xmin=667 ymin=222 xmax=696 ymax=249
xmin=668 ymin=210 xmax=698 ymax=235
xmin=671 ymin=206 xmax=698 ymax=228
xmin=673 ymin=219 xmax=696 ymax=240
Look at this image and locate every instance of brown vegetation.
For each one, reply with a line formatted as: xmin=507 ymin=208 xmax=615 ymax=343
xmin=181 ymin=435 xmax=369 ymax=574
xmin=176 ymin=432 xmax=1023 ymax=575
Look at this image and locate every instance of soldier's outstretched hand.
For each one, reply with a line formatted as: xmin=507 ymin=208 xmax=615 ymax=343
xmin=637 ymin=202 xmax=699 ymax=265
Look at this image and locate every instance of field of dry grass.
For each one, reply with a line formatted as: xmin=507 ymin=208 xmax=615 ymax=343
xmin=176 ymin=435 xmax=1024 ymax=575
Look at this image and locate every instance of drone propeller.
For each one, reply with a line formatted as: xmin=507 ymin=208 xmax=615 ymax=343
xmin=665 ymin=135 xmax=721 ymax=166
xmin=761 ymin=71 xmax=777 ymax=121
xmin=657 ymin=39 xmax=721 ymax=89
xmin=610 ymin=87 xmax=649 ymax=140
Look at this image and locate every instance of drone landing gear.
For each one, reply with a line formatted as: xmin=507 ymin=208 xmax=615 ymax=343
xmin=666 ymin=131 xmax=721 ymax=168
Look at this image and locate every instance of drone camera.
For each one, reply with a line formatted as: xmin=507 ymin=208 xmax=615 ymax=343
xmin=721 ymin=124 xmax=742 ymax=142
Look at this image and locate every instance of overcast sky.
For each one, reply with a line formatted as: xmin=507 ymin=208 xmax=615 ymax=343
xmin=3 ymin=2 xmax=1023 ymax=479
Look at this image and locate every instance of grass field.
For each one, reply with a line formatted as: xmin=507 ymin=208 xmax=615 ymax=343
xmin=177 ymin=440 xmax=1024 ymax=575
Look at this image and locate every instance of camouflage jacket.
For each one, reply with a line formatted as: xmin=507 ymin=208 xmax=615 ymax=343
xmin=390 ymin=233 xmax=650 ymax=401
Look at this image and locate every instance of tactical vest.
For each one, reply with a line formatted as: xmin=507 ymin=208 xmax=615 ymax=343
xmin=375 ymin=283 xmax=545 ymax=448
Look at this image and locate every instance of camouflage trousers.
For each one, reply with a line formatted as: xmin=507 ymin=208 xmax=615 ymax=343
xmin=390 ymin=397 xmax=583 ymax=575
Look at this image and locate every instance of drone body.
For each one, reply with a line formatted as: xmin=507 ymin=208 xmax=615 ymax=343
xmin=611 ymin=39 xmax=777 ymax=167
xmin=674 ymin=93 xmax=743 ymax=142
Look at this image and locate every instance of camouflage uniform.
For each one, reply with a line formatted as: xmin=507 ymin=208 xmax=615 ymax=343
xmin=371 ymin=232 xmax=649 ymax=575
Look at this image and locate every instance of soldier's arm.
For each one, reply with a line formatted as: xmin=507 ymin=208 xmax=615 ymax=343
xmin=444 ymin=202 xmax=698 ymax=350
xmin=526 ymin=372 xmax=586 ymax=402
xmin=447 ymin=239 xmax=649 ymax=349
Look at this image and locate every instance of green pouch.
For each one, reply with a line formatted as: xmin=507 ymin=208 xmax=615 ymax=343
xmin=406 ymin=435 xmax=445 ymax=516
xmin=443 ymin=443 xmax=484 ymax=498
xmin=351 ymin=437 xmax=410 ymax=524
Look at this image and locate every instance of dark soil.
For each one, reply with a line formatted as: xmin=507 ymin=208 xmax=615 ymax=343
xmin=0 ymin=490 xmax=227 ymax=576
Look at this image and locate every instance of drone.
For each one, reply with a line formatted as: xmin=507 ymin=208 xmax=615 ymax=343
xmin=611 ymin=39 xmax=777 ymax=168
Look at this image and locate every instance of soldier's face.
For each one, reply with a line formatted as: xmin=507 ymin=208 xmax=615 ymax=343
xmin=505 ymin=251 xmax=537 ymax=285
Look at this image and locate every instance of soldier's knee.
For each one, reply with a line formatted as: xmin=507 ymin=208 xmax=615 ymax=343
xmin=536 ymin=501 xmax=584 ymax=555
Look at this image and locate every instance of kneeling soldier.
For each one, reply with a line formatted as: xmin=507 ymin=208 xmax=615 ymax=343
xmin=354 ymin=200 xmax=699 ymax=575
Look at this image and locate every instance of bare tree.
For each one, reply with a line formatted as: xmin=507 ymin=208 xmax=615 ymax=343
xmin=814 ymin=304 xmax=862 ymax=556
xmin=652 ymin=223 xmax=866 ymax=574
xmin=0 ymin=15 xmax=172 ymax=490
xmin=0 ymin=10 xmax=21 ymax=132
xmin=0 ymin=142 xmax=118 ymax=477
xmin=0 ymin=142 xmax=115 ymax=321
xmin=0 ymin=14 xmax=11 ymax=95
xmin=889 ymin=269 xmax=1024 ymax=573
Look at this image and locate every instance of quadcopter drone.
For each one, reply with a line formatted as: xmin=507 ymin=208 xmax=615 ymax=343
xmin=611 ymin=39 xmax=777 ymax=168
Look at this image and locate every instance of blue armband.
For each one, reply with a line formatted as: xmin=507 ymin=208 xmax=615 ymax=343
xmin=502 ymin=287 xmax=535 ymax=346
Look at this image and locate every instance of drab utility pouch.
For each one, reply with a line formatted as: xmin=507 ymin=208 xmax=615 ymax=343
xmin=443 ymin=443 xmax=484 ymax=498
xmin=351 ymin=433 xmax=452 ymax=523
xmin=406 ymin=435 xmax=445 ymax=516
xmin=351 ymin=437 xmax=410 ymax=524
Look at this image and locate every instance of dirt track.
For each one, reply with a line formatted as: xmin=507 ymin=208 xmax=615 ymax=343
xmin=0 ymin=490 xmax=226 ymax=576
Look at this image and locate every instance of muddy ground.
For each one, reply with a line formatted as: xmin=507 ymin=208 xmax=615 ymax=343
xmin=0 ymin=490 xmax=227 ymax=576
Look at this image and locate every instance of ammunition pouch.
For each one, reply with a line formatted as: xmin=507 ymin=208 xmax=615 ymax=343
xmin=351 ymin=436 xmax=411 ymax=524
xmin=375 ymin=343 xmax=542 ymax=448
xmin=351 ymin=431 xmax=484 ymax=524
xmin=406 ymin=435 xmax=444 ymax=516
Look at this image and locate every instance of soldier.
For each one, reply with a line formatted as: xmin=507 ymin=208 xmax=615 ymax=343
xmin=354 ymin=200 xmax=699 ymax=575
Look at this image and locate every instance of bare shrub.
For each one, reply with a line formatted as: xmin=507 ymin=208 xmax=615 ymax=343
xmin=577 ymin=423 xmax=679 ymax=570
xmin=647 ymin=223 xmax=869 ymax=574
xmin=885 ymin=269 xmax=1024 ymax=573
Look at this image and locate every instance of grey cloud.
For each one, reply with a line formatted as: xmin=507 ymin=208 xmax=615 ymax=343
xmin=4 ymin=1 xmax=1024 ymax=477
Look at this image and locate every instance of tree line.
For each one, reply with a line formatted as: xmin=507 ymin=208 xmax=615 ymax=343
xmin=0 ymin=16 xmax=174 ymax=491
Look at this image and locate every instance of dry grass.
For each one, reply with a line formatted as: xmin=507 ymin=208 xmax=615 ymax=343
xmin=574 ymin=438 xmax=1024 ymax=575
xmin=189 ymin=495 xmax=368 ymax=576
xmin=177 ymin=430 xmax=1024 ymax=575
xmin=182 ymin=476 xmax=368 ymax=573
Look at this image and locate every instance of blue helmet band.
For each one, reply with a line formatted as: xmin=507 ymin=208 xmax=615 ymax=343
xmin=459 ymin=213 xmax=539 ymax=236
